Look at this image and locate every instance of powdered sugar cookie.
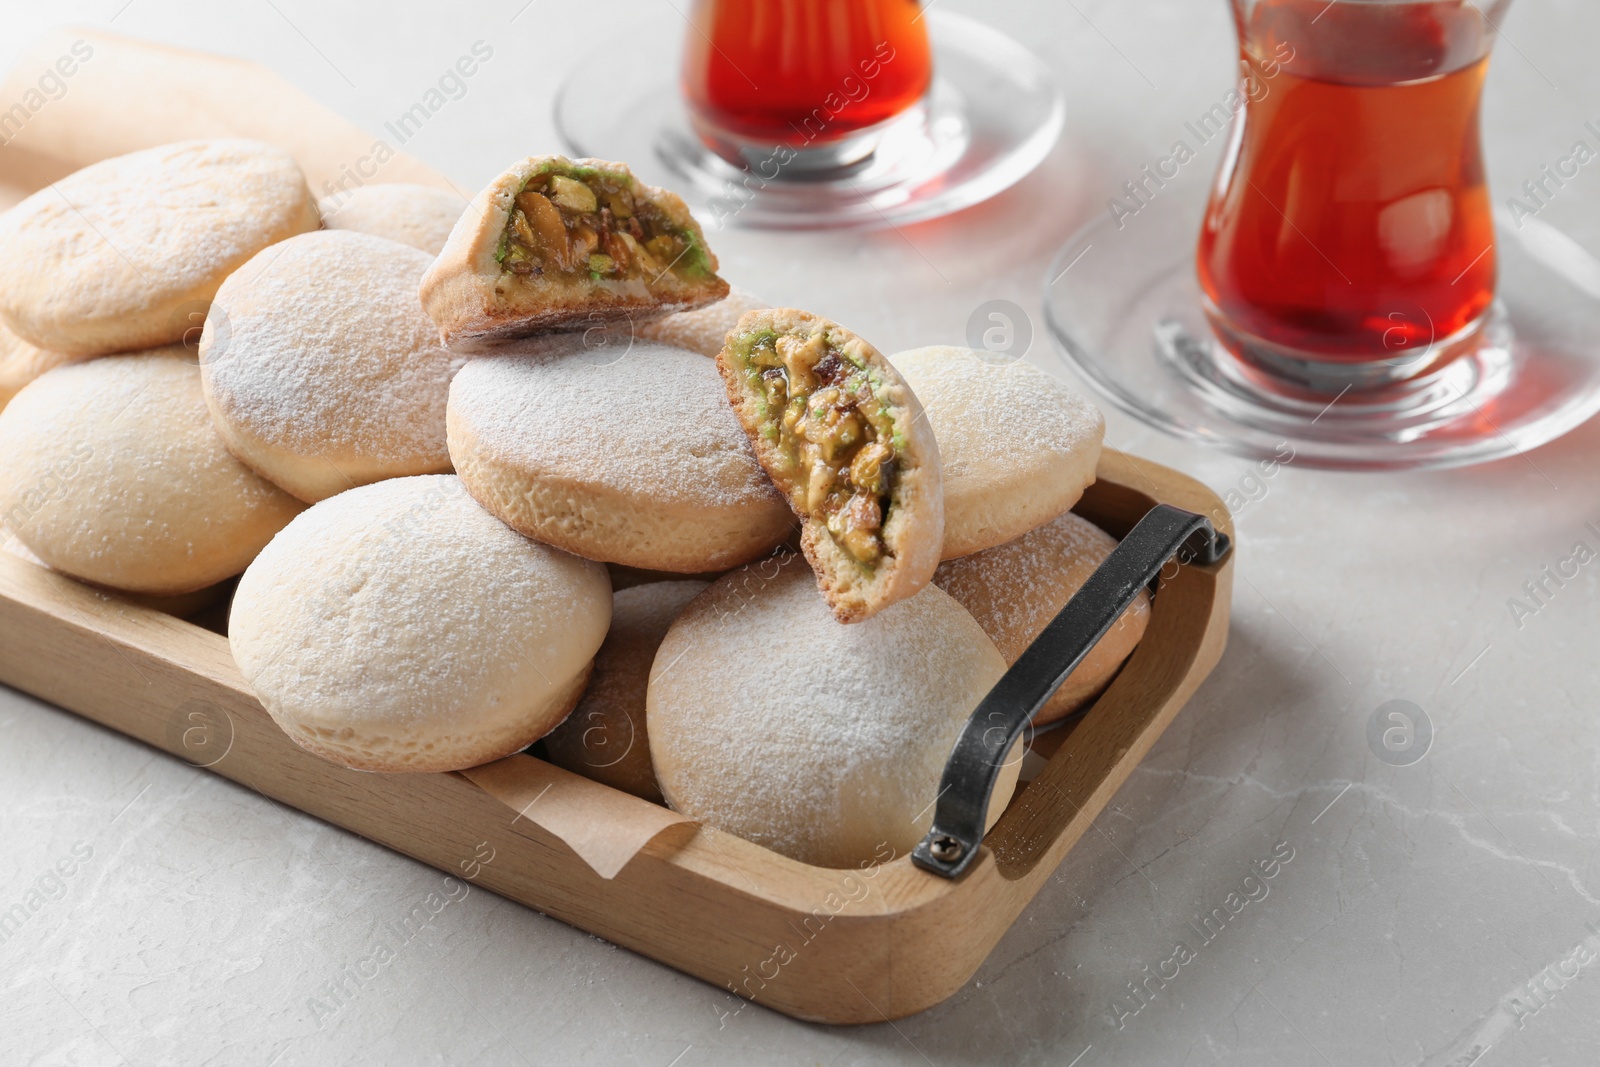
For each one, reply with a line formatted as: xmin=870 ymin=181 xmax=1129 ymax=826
xmin=636 ymin=286 xmax=767 ymax=357
xmin=201 ymin=230 xmax=466 ymax=502
xmin=0 ymin=529 xmax=230 ymax=618
xmin=318 ymin=183 xmax=468 ymax=256
xmin=542 ymin=579 xmax=708 ymax=802
xmin=447 ymin=338 xmax=792 ymax=572
xmin=231 ymin=475 xmax=611 ymax=773
xmin=0 ymin=139 xmax=318 ymax=356
xmin=891 ymin=346 xmax=1104 ymax=560
xmin=648 ymin=556 xmax=1016 ymax=868
xmin=0 ymin=349 xmax=304 ymax=595
xmin=934 ymin=510 xmax=1149 ymax=725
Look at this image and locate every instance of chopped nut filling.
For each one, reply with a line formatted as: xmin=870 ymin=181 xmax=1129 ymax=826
xmin=496 ymin=168 xmax=708 ymax=282
xmin=741 ymin=331 xmax=898 ymax=565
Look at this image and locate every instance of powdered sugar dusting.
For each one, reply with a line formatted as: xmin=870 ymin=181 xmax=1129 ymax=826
xmin=648 ymin=557 xmax=1005 ymax=866
xmin=202 ymin=230 xmax=466 ymax=463
xmin=0 ymin=140 xmax=313 ymax=337
xmin=448 ymin=340 xmax=778 ymax=509
xmin=934 ymin=510 xmax=1124 ymax=663
xmin=0 ymin=350 xmax=301 ymax=582
xmin=0 ymin=321 xmax=80 ymax=407
xmin=318 ymin=184 xmax=468 ymax=256
xmin=231 ymin=475 xmax=610 ymax=733
xmin=890 ymin=346 xmax=1104 ymax=479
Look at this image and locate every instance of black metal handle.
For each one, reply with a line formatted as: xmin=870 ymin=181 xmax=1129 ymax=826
xmin=911 ymin=504 xmax=1231 ymax=878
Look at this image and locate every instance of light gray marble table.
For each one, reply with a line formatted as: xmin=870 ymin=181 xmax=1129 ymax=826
xmin=3 ymin=1 xmax=1599 ymax=1064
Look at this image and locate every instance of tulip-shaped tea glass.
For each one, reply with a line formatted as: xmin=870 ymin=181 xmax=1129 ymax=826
xmin=681 ymin=0 xmax=934 ymax=175
xmin=1045 ymin=0 xmax=1600 ymax=469
xmin=1202 ymin=0 xmax=1503 ymax=388
xmin=554 ymin=0 xmax=1064 ymax=230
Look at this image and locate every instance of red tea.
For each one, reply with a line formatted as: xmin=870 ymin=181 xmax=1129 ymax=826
xmin=682 ymin=0 xmax=932 ymax=149
xmin=1198 ymin=0 xmax=1501 ymax=369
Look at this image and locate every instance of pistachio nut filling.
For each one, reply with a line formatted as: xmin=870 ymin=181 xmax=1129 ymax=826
xmin=495 ymin=167 xmax=710 ymax=283
xmin=733 ymin=329 xmax=900 ymax=566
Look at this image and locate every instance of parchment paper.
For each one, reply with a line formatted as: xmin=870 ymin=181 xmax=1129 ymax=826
xmin=462 ymin=756 xmax=696 ymax=881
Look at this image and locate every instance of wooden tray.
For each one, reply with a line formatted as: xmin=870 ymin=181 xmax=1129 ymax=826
xmin=0 ymin=30 xmax=1234 ymax=1025
xmin=0 ymin=449 xmax=1231 ymax=1024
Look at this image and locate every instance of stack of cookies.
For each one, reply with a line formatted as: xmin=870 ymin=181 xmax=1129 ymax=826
xmin=0 ymin=142 xmax=1147 ymax=869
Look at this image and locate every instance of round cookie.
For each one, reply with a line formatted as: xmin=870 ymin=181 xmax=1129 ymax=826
xmin=0 ymin=530 xmax=232 ymax=618
xmin=317 ymin=183 xmax=468 ymax=256
xmin=934 ymin=510 xmax=1150 ymax=726
xmin=6 ymin=526 xmax=235 ymax=618
xmin=230 ymin=475 xmax=612 ymax=773
xmin=648 ymin=556 xmax=1019 ymax=868
xmin=0 ymin=139 xmax=319 ymax=357
xmin=543 ymin=580 xmax=708 ymax=802
xmin=0 ymin=322 xmax=82 ymax=413
xmin=635 ymin=286 xmax=768 ymax=357
xmin=201 ymin=230 xmax=467 ymax=502
xmin=447 ymin=339 xmax=792 ymax=572
xmin=0 ymin=350 xmax=304 ymax=595
xmin=890 ymin=346 xmax=1105 ymax=560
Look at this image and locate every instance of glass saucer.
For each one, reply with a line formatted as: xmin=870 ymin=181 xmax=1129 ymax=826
xmin=553 ymin=11 xmax=1064 ymax=232
xmin=1042 ymin=180 xmax=1600 ymax=471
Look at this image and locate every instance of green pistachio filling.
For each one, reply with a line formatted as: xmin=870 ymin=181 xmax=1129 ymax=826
xmin=733 ymin=329 xmax=897 ymax=565
xmin=496 ymin=166 xmax=711 ymax=282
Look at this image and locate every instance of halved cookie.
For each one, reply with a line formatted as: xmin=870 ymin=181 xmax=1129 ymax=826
xmin=716 ymin=309 xmax=942 ymax=623
xmin=419 ymin=156 xmax=728 ymax=351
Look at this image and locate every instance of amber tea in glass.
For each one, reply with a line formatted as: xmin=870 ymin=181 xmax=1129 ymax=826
xmin=1198 ymin=0 xmax=1509 ymax=388
xmin=682 ymin=0 xmax=933 ymax=172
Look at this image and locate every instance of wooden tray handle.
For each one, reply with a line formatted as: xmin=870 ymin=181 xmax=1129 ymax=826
xmin=914 ymin=504 xmax=1232 ymax=878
